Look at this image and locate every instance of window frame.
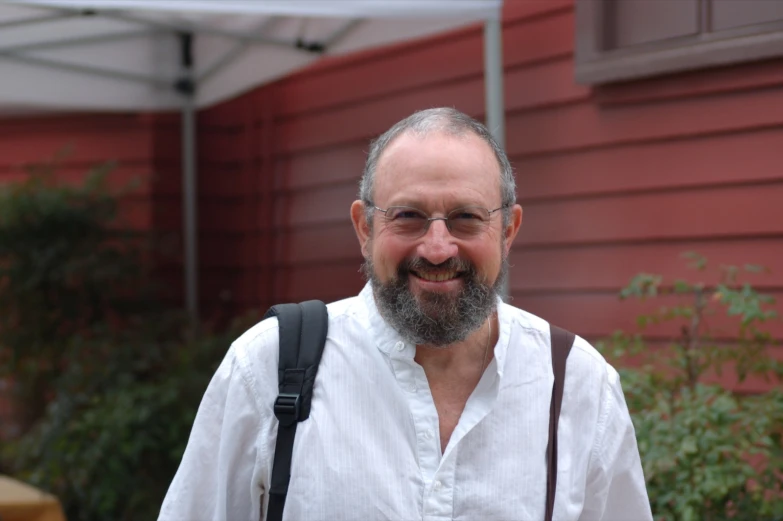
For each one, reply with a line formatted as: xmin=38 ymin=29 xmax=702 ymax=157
xmin=575 ymin=0 xmax=783 ymax=85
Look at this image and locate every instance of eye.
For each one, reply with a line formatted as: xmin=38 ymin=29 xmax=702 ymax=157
xmin=388 ymin=207 xmax=426 ymax=220
xmin=451 ymin=209 xmax=486 ymax=221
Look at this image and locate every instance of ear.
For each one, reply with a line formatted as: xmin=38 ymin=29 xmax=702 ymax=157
xmin=350 ymin=200 xmax=372 ymax=258
xmin=502 ymin=204 xmax=523 ymax=256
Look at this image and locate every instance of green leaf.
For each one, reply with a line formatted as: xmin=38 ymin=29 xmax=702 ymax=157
xmin=681 ymin=437 xmax=698 ymax=455
xmin=682 ymin=251 xmax=708 ymax=271
xmin=673 ymin=279 xmax=692 ymax=294
xmin=743 ymin=264 xmax=768 ymax=274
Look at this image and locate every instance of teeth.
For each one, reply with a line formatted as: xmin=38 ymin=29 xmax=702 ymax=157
xmin=418 ymin=271 xmax=458 ymax=282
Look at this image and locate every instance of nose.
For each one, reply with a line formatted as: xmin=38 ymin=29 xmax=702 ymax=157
xmin=416 ymin=218 xmax=459 ymax=265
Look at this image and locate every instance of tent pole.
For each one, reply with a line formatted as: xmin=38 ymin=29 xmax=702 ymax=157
xmin=182 ymin=94 xmax=198 ymax=323
xmin=483 ymin=17 xmax=508 ymax=300
xmin=178 ymin=32 xmax=199 ymax=323
xmin=483 ymin=18 xmax=505 ymax=149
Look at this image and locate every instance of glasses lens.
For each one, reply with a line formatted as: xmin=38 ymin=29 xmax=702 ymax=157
xmin=385 ymin=206 xmax=428 ymax=237
xmin=448 ymin=207 xmax=490 ymax=238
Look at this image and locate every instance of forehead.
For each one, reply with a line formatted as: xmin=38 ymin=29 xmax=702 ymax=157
xmin=372 ymin=131 xmax=501 ymax=208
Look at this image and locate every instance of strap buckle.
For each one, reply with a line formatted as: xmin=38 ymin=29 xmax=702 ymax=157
xmin=274 ymin=393 xmax=301 ymax=426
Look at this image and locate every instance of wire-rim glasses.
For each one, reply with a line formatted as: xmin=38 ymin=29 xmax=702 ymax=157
xmin=370 ymin=204 xmax=507 ymax=239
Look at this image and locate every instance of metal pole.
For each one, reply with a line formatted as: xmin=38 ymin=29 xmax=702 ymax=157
xmin=484 ymin=18 xmax=505 ymax=149
xmin=483 ymin=17 xmax=508 ymax=300
xmin=0 ymin=12 xmax=77 ymax=30
xmin=178 ymin=33 xmax=199 ymax=323
xmin=0 ymin=50 xmax=168 ymax=87
xmin=0 ymin=30 xmax=156 ymax=53
xmin=97 ymin=10 xmax=317 ymax=51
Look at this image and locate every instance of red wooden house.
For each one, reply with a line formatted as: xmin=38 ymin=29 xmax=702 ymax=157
xmin=2 ymin=0 xmax=782 ymax=397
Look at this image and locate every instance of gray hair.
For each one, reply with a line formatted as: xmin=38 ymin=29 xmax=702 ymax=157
xmin=359 ymin=107 xmax=516 ymax=227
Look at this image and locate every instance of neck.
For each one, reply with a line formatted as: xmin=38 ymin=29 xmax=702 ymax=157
xmin=414 ymin=313 xmax=499 ymax=376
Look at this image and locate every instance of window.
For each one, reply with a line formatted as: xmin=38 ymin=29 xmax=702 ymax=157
xmin=575 ymin=0 xmax=783 ymax=84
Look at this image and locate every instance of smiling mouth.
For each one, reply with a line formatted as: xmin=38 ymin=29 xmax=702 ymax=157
xmin=412 ymin=270 xmax=463 ymax=282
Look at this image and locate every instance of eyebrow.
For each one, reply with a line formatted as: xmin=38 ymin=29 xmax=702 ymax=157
xmin=385 ymin=200 xmax=486 ymax=210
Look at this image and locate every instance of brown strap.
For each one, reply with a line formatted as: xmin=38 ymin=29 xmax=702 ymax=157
xmin=545 ymin=324 xmax=575 ymax=521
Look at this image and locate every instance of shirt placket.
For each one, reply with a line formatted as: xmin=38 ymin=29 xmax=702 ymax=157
xmin=389 ymin=342 xmax=444 ymax=510
xmin=389 ymin=340 xmax=499 ymax=521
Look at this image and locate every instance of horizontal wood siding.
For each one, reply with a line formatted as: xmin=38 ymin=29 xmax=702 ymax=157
xmin=216 ymin=1 xmax=783 ymax=395
xmin=7 ymin=0 xmax=780 ymax=387
xmin=197 ymin=87 xmax=280 ymax=318
xmin=197 ymin=0 xmax=783 ymax=371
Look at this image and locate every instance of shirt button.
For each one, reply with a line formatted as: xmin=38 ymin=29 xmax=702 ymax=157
xmin=407 ymin=385 xmax=417 ymax=393
xmin=433 ymin=480 xmax=442 ymax=490
xmin=423 ymin=430 xmax=433 ymax=439
xmin=395 ymin=341 xmax=405 ymax=351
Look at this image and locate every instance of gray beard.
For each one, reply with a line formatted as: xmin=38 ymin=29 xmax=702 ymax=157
xmin=363 ymin=254 xmax=507 ymax=347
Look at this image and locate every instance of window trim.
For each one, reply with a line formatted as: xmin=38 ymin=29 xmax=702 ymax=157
xmin=575 ymin=0 xmax=783 ymax=85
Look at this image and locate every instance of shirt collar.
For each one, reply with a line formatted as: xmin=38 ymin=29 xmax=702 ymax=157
xmin=359 ymin=282 xmax=511 ymax=378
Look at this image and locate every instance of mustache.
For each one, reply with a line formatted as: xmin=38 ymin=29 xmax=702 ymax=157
xmin=398 ymin=257 xmax=473 ymax=275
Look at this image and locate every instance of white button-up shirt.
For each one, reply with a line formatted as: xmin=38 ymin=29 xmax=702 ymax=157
xmin=159 ymin=284 xmax=653 ymax=521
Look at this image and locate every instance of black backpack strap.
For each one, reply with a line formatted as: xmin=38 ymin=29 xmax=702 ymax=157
xmin=263 ymin=300 xmax=328 ymax=521
xmin=545 ymin=324 xmax=575 ymax=521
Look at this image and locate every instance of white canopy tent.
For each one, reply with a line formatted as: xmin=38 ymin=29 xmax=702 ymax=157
xmin=0 ymin=0 xmax=506 ymax=319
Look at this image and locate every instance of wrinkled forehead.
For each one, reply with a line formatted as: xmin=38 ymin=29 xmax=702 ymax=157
xmin=373 ymin=131 xmax=501 ymax=205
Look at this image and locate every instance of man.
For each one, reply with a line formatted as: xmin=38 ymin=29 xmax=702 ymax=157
xmin=159 ymin=108 xmax=653 ymax=521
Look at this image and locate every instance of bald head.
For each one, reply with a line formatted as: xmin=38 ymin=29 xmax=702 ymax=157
xmin=358 ymin=107 xmax=516 ymax=226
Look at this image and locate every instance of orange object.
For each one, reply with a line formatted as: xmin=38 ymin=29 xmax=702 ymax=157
xmin=0 ymin=475 xmax=66 ymax=521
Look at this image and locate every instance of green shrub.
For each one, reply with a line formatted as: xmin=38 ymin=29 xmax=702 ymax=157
xmin=0 ymin=159 xmax=260 ymax=520
xmin=0 ymin=160 xmax=151 ymax=429
xmin=599 ymin=253 xmax=783 ymax=521
xmin=7 ymin=314 xmax=255 ymax=521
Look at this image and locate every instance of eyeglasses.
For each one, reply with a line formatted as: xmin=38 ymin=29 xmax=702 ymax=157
xmin=370 ymin=204 xmax=507 ymax=239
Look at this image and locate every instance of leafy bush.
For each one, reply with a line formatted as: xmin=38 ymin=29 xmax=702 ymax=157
xmin=0 ymin=160 xmax=260 ymax=520
xmin=7 ymin=315 xmax=254 ymax=521
xmin=0 ymin=160 xmax=151 ymax=429
xmin=599 ymin=253 xmax=783 ymax=521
